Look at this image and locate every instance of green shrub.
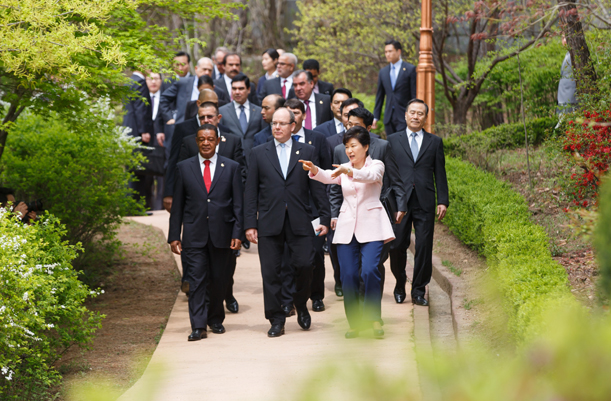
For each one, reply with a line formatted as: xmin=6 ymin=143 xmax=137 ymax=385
xmin=444 ymin=117 xmax=557 ymax=160
xmin=444 ymin=157 xmax=575 ymax=341
xmin=0 ymin=210 xmax=103 ymax=399
xmin=1 ymin=103 xmax=144 ymax=278
xmin=596 ymin=177 xmax=611 ymax=302
xmin=353 ymin=92 xmax=385 ymax=137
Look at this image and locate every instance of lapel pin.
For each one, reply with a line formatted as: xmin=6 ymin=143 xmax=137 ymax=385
xmin=221 ymin=136 xmax=226 ymax=142
xmin=319 ymin=100 xmax=323 ymax=104
xmin=296 ymin=150 xmax=300 ymax=155
xmin=221 ymin=163 xmax=225 ymax=167
xmin=403 ymin=67 xmax=406 ymax=71
xmin=308 ymin=141 xmax=312 ymax=144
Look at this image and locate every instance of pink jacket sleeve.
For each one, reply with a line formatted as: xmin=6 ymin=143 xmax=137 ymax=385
xmin=309 ymin=167 xmax=341 ymax=185
xmin=351 ymin=161 xmax=385 ymax=184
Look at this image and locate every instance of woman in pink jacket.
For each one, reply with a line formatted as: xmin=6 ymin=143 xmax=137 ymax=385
xmin=300 ymin=126 xmax=395 ymax=339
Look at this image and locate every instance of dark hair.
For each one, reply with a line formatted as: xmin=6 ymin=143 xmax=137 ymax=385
xmin=175 ymin=51 xmax=191 ymax=63
xmin=384 ymin=40 xmax=402 ymax=51
xmin=197 ymin=123 xmax=218 ymax=137
xmin=406 ymin=98 xmax=429 ymax=116
xmin=275 ymin=107 xmax=296 ymax=124
xmin=263 ymin=48 xmax=280 ymax=60
xmin=231 ymin=72 xmax=250 ymax=89
xmin=342 ymin=126 xmax=371 ymax=152
xmin=339 ymin=98 xmax=364 ymax=114
xmin=302 ymin=59 xmax=320 ymax=71
xmin=332 ymin=88 xmax=353 ymax=101
xmin=197 ymin=74 xmax=215 ymax=88
xmin=0 ymin=187 xmax=15 ymax=204
xmin=270 ymin=94 xmax=285 ymax=109
xmin=222 ymin=52 xmax=241 ymax=65
xmin=284 ymin=98 xmax=305 ymax=114
xmin=199 ymin=101 xmax=219 ymax=115
xmin=293 ymin=69 xmax=313 ymax=83
xmin=347 ymin=107 xmax=374 ymax=127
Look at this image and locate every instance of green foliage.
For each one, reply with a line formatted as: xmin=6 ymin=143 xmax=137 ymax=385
xmin=444 ymin=117 xmax=557 ymax=161
xmin=0 ymin=102 xmax=144 ymax=277
xmin=0 ymin=211 xmax=103 ymax=399
xmin=595 ymin=178 xmax=611 ymax=302
xmin=353 ymin=92 xmax=385 ymax=136
xmin=444 ymin=157 xmax=575 ymax=341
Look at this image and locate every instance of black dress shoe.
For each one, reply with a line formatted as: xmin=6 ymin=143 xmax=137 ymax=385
xmin=412 ymin=295 xmax=429 ymax=306
xmin=335 ymin=284 xmax=343 ymax=297
xmin=312 ymin=299 xmax=325 ymax=312
xmin=282 ymin=304 xmax=296 ymax=317
xmin=322 ymin=243 xmax=329 ymax=254
xmin=242 ymin=241 xmax=250 ymax=250
xmin=296 ymin=307 xmax=311 ymax=330
xmin=188 ymin=328 xmax=207 ymax=341
xmin=226 ymin=299 xmax=239 ymax=313
xmin=394 ymin=286 xmax=407 ymax=304
xmin=181 ymin=280 xmax=190 ymax=294
xmin=267 ymin=324 xmax=285 ymax=337
xmin=209 ymin=323 xmax=226 ymax=334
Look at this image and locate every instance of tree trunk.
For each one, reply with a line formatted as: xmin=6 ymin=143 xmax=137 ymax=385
xmin=558 ymin=0 xmax=598 ymax=94
xmin=452 ymin=101 xmax=469 ymax=126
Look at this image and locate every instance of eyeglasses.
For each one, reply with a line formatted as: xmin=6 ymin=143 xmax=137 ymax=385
xmin=199 ymin=115 xmax=217 ymax=120
xmin=277 ymin=62 xmax=291 ymax=66
xmin=271 ymin=121 xmax=293 ymax=127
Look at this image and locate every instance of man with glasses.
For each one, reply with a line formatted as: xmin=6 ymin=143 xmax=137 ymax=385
xmin=244 ymin=108 xmax=330 ymax=337
xmin=258 ymin=53 xmax=298 ymax=102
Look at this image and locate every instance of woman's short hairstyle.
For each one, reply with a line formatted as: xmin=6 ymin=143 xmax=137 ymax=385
xmin=263 ymin=48 xmax=280 ymax=60
xmin=343 ymin=126 xmax=371 ymax=155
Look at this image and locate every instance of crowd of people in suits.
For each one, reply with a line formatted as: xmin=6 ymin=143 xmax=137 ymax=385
xmin=121 ymin=39 xmax=449 ymax=341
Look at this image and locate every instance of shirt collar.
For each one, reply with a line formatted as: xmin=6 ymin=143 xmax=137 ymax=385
xmin=274 ymin=138 xmax=293 ymax=148
xmin=133 ymin=72 xmax=145 ymax=80
xmin=281 ymin=76 xmax=292 ymax=83
xmin=406 ymin=128 xmax=423 ymax=137
xmin=334 ymin=118 xmax=344 ymax=131
xmin=391 ymin=59 xmax=403 ymax=70
xmin=307 ymin=91 xmax=316 ymax=103
xmin=234 ymin=99 xmax=250 ymax=110
xmin=294 ymin=127 xmax=305 ymax=139
xmin=198 ymin=152 xmax=218 ymax=164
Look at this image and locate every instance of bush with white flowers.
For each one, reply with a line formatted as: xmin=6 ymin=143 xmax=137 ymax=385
xmin=0 ymin=209 xmax=103 ymax=399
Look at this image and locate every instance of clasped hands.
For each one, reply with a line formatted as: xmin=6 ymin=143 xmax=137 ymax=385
xmin=300 ymin=160 xmax=351 ymax=179
xmin=170 ymin=239 xmax=242 ymax=255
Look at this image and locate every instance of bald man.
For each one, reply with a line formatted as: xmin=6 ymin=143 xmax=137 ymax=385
xmin=185 ymin=84 xmax=227 ymax=121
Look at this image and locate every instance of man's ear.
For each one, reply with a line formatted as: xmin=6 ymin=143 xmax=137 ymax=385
xmin=218 ymin=113 xmax=222 ymax=122
xmin=196 ymin=100 xmax=201 ymax=107
xmin=366 ymin=125 xmax=373 ymax=132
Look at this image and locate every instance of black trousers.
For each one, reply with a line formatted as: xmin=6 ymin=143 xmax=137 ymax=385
xmin=327 ymin=229 xmax=342 ymax=287
xmin=383 ymin=110 xmax=408 ymax=137
xmin=182 ymin=244 xmax=233 ymax=330
xmin=280 ymin=232 xmax=325 ymax=305
xmin=388 ymin=191 xmax=435 ymax=298
xmin=258 ymin=213 xmax=314 ymax=325
xmin=130 ymin=174 xmax=154 ymax=209
xmin=225 ymin=253 xmax=237 ymax=302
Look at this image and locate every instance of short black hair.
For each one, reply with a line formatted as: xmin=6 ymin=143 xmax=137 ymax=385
xmin=270 ymin=94 xmax=285 ymax=109
xmin=293 ymin=69 xmax=313 ymax=83
xmin=343 ymin=126 xmax=371 ymax=150
xmin=263 ymin=48 xmax=280 ymax=60
xmin=285 ymin=98 xmax=305 ymax=114
xmin=175 ymin=51 xmax=191 ymax=63
xmin=275 ymin=107 xmax=296 ymax=124
xmin=197 ymin=123 xmax=218 ymax=137
xmin=199 ymin=101 xmax=219 ymax=115
xmin=197 ymin=74 xmax=214 ymax=88
xmin=384 ymin=40 xmax=402 ymax=51
xmin=348 ymin=107 xmax=374 ymax=127
xmin=302 ymin=59 xmax=320 ymax=71
xmin=332 ymin=88 xmax=353 ymax=101
xmin=339 ymin=98 xmax=364 ymax=115
xmin=406 ymin=98 xmax=429 ymax=116
xmin=222 ymin=52 xmax=241 ymax=65
xmin=231 ymin=72 xmax=250 ymax=89
xmin=0 ymin=187 xmax=15 ymax=204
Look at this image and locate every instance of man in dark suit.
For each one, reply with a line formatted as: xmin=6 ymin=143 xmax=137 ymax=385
xmin=184 ymin=75 xmax=230 ymax=120
xmin=373 ymin=40 xmax=417 ymax=137
xmin=123 ymin=71 xmax=154 ymax=209
xmin=213 ymin=52 xmax=260 ymax=106
xmin=283 ymin=99 xmax=332 ymax=313
xmin=212 ymin=47 xmax=228 ymax=80
xmin=244 ymin=108 xmax=330 ymax=337
xmin=302 ymin=59 xmax=334 ymax=96
xmin=387 ymin=99 xmax=449 ymax=306
xmin=146 ymin=72 xmax=167 ymax=210
xmin=218 ymin=73 xmax=266 ymax=157
xmin=168 ymin=124 xmax=243 ymax=341
xmin=258 ymin=53 xmax=297 ymax=102
xmin=314 ymin=88 xmax=352 ymax=139
xmin=329 ymin=107 xmax=407 ymax=294
xmin=292 ymin=70 xmax=332 ymax=130
xmin=253 ymin=94 xmax=285 ymax=147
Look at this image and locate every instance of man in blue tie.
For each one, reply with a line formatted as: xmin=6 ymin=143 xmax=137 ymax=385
xmin=372 ymin=40 xmax=417 ymax=137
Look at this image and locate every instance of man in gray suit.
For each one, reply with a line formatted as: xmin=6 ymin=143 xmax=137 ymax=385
xmin=557 ymin=35 xmax=578 ymax=116
xmin=218 ymin=73 xmax=267 ymax=156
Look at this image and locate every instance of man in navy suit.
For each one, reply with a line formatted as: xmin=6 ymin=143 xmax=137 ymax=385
xmin=387 ymin=99 xmax=449 ymax=307
xmin=168 ymin=124 xmax=244 ymax=341
xmin=314 ymin=88 xmax=352 ymax=139
xmin=213 ymin=52 xmax=260 ymax=106
xmin=292 ymin=70 xmax=333 ymax=130
xmin=302 ymin=59 xmax=334 ymax=96
xmin=373 ymin=40 xmax=417 ymax=137
xmin=253 ymin=94 xmax=285 ymax=147
xmin=244 ymin=108 xmax=330 ymax=337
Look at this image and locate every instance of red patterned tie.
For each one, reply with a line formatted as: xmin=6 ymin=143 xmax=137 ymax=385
xmin=203 ymin=160 xmax=211 ymax=192
xmin=282 ymin=79 xmax=287 ymax=98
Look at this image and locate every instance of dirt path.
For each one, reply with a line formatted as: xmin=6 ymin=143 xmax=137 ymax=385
xmin=118 ymin=211 xmax=420 ymax=401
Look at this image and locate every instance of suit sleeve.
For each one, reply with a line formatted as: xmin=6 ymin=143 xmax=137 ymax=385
xmin=435 ymin=138 xmax=450 ymax=207
xmin=233 ymin=138 xmax=247 ymax=184
xmin=168 ymin=165 xmax=185 ymax=243
xmin=153 ymin=115 xmax=165 ymax=136
xmin=318 ymin=137 xmax=333 ymax=170
xmin=142 ymin=86 xmax=153 ymax=135
xmin=258 ymin=79 xmax=269 ymax=103
xmin=308 ymin=149 xmax=331 ymax=228
xmin=409 ymin=67 xmax=417 ymax=100
xmin=329 ymin=146 xmax=344 ymax=218
xmin=385 ymin=141 xmax=408 ymax=212
xmin=244 ymin=151 xmax=259 ymax=230
xmin=231 ymin=163 xmax=245 ymax=240
xmin=163 ymin=124 xmax=184 ymax=197
xmin=160 ymin=82 xmax=179 ymax=122
xmin=373 ymin=70 xmax=385 ymax=121
xmin=178 ymin=140 xmax=189 ymax=164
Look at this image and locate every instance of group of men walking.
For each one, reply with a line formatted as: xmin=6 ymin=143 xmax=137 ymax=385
xmin=122 ymin=40 xmax=449 ymax=341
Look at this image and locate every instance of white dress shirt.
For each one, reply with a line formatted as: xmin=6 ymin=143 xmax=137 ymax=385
xmin=274 ymin=138 xmax=292 ymax=167
xmin=198 ymin=152 xmax=218 ymax=180
xmin=407 ymin=128 xmax=424 ymax=151
xmin=224 ymin=74 xmax=233 ymax=96
xmin=150 ymin=91 xmax=160 ymax=121
xmin=191 ymin=75 xmax=200 ymax=101
xmin=293 ymin=127 xmax=306 ymax=143
xmin=334 ymin=118 xmax=345 ymax=134
xmin=213 ymin=65 xmax=221 ymax=80
xmin=302 ymin=92 xmax=318 ymax=128
xmin=280 ymin=76 xmax=293 ymax=96
xmin=390 ymin=59 xmax=402 ymax=84
xmin=234 ymin=99 xmax=250 ymax=123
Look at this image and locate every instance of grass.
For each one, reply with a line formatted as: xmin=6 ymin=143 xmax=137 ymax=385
xmin=463 ymin=298 xmax=483 ymax=311
xmin=442 ymin=259 xmax=463 ymax=277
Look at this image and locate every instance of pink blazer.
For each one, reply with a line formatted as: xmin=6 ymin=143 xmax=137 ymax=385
xmin=310 ymin=156 xmax=395 ymax=244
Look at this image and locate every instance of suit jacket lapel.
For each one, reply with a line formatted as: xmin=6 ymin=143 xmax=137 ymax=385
xmin=208 ymin=156 xmax=225 ymax=194
xmin=398 ymin=131 xmax=415 ymax=162
xmin=225 ymin=104 xmax=242 ymax=137
xmin=393 ymin=61 xmax=407 ymax=90
xmin=314 ymin=94 xmax=322 ymax=123
xmin=189 ymin=157 xmax=207 ymax=193
xmin=286 ymin=140 xmax=302 ymax=177
xmin=246 ymin=104 xmax=257 ymax=132
xmin=416 ymin=131 xmax=433 ymax=164
xmin=265 ymin=140 xmax=284 ymax=178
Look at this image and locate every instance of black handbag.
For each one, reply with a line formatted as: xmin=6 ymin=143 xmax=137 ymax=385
xmin=135 ymin=145 xmax=166 ymax=176
xmin=380 ymin=187 xmax=397 ymax=223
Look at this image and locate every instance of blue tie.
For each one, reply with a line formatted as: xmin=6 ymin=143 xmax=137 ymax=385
xmin=410 ymin=132 xmax=419 ymax=161
xmin=391 ymin=64 xmax=397 ymax=90
xmin=279 ymin=143 xmax=288 ymax=178
xmin=239 ymin=104 xmax=248 ymax=134
xmin=292 ymin=134 xmax=300 ymax=142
